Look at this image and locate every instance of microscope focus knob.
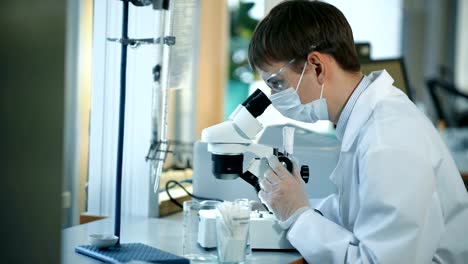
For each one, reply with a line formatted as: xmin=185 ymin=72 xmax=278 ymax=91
xmin=277 ymin=156 xmax=293 ymax=173
xmin=300 ymin=165 xmax=309 ymax=183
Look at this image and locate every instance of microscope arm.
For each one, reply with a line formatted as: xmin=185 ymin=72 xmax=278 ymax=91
xmin=239 ymin=144 xmax=310 ymax=195
xmin=239 ymin=170 xmax=261 ymax=193
xmin=238 ymin=143 xmax=297 ymax=193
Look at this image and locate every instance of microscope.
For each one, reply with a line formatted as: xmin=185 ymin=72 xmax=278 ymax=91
xmin=198 ymin=89 xmax=309 ymax=249
xmin=201 ymin=89 xmax=309 ymax=190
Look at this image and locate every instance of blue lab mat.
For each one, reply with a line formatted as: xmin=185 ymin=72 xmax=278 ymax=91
xmin=75 ymin=243 xmax=189 ymax=263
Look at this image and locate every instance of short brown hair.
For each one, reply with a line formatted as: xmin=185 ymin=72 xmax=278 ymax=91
xmin=248 ymin=0 xmax=360 ymax=73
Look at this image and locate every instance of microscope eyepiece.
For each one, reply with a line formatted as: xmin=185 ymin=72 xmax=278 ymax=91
xmin=241 ymin=89 xmax=271 ymax=118
xmin=211 ymin=153 xmax=243 ymax=180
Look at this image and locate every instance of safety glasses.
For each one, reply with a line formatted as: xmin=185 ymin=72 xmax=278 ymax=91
xmin=260 ymin=58 xmax=296 ymax=93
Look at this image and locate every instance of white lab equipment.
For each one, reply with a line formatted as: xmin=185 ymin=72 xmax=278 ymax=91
xmin=282 ymin=126 xmax=295 ymax=155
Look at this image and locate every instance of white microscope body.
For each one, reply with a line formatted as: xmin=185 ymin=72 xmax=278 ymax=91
xmin=199 ymin=89 xmax=308 ymax=250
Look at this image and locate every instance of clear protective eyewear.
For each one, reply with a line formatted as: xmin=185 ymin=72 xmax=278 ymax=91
xmin=261 ymin=58 xmax=296 ymax=93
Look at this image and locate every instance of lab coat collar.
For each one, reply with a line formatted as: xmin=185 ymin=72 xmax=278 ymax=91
xmin=340 ymin=70 xmax=395 ymax=152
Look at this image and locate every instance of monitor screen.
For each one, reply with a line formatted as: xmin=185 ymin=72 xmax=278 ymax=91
xmin=360 ymin=58 xmax=411 ymax=100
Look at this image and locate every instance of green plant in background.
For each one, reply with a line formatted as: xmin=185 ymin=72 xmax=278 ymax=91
xmin=225 ymin=1 xmax=260 ymax=118
xmin=229 ymin=1 xmax=259 ymax=83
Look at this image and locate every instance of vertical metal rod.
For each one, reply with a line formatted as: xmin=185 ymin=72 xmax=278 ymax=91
xmin=114 ymin=0 xmax=129 ymax=244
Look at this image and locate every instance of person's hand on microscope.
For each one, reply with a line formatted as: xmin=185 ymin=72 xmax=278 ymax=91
xmin=258 ymin=155 xmax=310 ymax=229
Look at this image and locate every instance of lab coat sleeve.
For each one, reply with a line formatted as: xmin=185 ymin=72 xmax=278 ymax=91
xmin=310 ymin=194 xmax=341 ymax=226
xmin=288 ymin=208 xmax=357 ymax=263
xmin=287 ymin=146 xmax=442 ymax=263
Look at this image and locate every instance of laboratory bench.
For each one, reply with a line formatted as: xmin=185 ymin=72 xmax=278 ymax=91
xmin=62 ymin=212 xmax=301 ymax=263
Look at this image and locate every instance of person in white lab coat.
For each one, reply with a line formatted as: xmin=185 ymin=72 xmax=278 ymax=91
xmin=248 ymin=1 xmax=468 ymax=263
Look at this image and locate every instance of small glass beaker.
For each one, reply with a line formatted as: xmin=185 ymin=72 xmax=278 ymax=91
xmin=182 ymin=200 xmax=219 ymax=262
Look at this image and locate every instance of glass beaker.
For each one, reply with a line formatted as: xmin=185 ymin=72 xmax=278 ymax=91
xmin=182 ymin=200 xmax=219 ymax=262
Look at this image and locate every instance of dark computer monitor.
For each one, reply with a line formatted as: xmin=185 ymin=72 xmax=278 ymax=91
xmin=355 ymin=42 xmax=371 ymax=62
xmin=360 ymin=58 xmax=413 ymax=100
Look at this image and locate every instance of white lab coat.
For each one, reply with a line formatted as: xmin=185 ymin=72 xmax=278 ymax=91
xmin=287 ymin=70 xmax=468 ymax=263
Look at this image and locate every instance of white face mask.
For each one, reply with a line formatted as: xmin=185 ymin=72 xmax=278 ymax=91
xmin=269 ymin=62 xmax=329 ymax=123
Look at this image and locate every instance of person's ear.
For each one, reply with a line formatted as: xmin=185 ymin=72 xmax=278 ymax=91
xmin=306 ymin=52 xmax=326 ymax=85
